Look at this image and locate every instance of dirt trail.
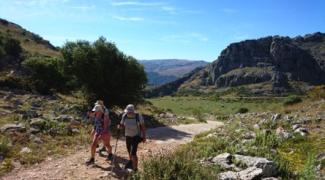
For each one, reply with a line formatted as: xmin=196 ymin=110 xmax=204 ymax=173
xmin=2 ymin=121 xmax=223 ymax=180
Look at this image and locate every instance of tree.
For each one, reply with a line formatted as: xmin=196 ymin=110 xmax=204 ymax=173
xmin=61 ymin=37 xmax=147 ymax=107
xmin=22 ymin=56 xmax=66 ymax=94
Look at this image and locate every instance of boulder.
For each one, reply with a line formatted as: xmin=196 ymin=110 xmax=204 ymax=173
xmin=29 ymin=127 xmax=41 ymax=134
xmin=292 ymin=124 xmax=302 ymax=131
xmin=55 ymin=115 xmax=74 ymax=122
xmin=20 ymin=147 xmax=32 ymax=154
xmin=218 ymin=171 xmax=238 ymax=180
xmin=30 ymin=118 xmax=46 ymax=128
xmin=294 ymin=127 xmax=309 ymax=136
xmin=212 ymin=153 xmax=233 ymax=170
xmin=276 ymin=127 xmax=292 ymax=139
xmin=234 ymin=155 xmax=277 ymax=177
xmin=271 ymin=114 xmax=281 ymax=121
xmin=243 ymin=132 xmax=256 ymax=140
xmin=70 ymin=128 xmax=80 ymax=134
xmin=1 ymin=123 xmax=26 ymax=133
xmin=69 ymin=119 xmax=81 ymax=128
xmin=30 ymin=134 xmax=43 ymax=144
xmin=238 ymin=167 xmax=263 ymax=180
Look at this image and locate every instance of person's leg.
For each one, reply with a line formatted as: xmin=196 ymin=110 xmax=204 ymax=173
xmin=125 ymin=136 xmax=133 ymax=169
xmin=86 ymin=133 xmax=99 ymax=165
xmin=130 ymin=137 xmax=139 ymax=170
xmin=101 ymin=133 xmax=113 ymax=160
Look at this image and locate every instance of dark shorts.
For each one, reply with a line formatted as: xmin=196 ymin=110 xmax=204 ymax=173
xmin=126 ymin=136 xmax=141 ymax=156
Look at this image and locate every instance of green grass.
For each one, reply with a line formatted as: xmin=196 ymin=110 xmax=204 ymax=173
xmin=148 ymin=96 xmax=283 ymax=116
xmin=137 ymin=97 xmax=325 ymax=179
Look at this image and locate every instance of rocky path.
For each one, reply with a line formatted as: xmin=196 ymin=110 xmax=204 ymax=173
xmin=2 ymin=121 xmax=223 ymax=180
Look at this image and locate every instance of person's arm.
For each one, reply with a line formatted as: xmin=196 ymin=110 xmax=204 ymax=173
xmin=139 ymin=114 xmax=146 ymax=142
xmin=118 ymin=113 xmax=126 ymax=129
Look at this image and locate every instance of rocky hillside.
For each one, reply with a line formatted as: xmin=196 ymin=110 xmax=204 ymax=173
xmin=0 ymin=18 xmax=60 ymax=83
xmin=180 ymin=32 xmax=325 ymax=94
xmin=139 ymin=59 xmax=208 ymax=86
xmin=0 ymin=18 xmax=59 ymax=57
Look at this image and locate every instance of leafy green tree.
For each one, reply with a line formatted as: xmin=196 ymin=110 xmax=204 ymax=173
xmin=61 ymin=37 xmax=147 ymax=106
xmin=22 ymin=56 xmax=66 ymax=94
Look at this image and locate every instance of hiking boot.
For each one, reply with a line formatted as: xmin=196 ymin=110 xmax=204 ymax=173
xmin=86 ymin=158 xmax=95 ymax=166
xmin=125 ymin=160 xmax=133 ymax=169
xmin=106 ymin=153 xmax=113 ymax=161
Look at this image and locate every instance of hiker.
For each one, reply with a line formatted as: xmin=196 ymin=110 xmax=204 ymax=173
xmin=88 ymin=104 xmax=111 ymax=154
xmin=118 ymin=104 xmax=146 ymax=171
xmin=86 ymin=100 xmax=113 ymax=165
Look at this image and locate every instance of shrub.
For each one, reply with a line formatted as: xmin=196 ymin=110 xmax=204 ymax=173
xmin=283 ymin=95 xmax=302 ymax=106
xmin=3 ymin=38 xmax=22 ymax=57
xmin=308 ymin=85 xmax=325 ymax=100
xmin=0 ymin=76 xmax=31 ymax=91
xmin=192 ymin=108 xmax=206 ymax=122
xmin=134 ymin=147 xmax=220 ymax=180
xmin=0 ymin=137 xmax=11 ymax=158
xmin=300 ymin=153 xmax=317 ymax=179
xmin=22 ymin=56 xmax=66 ymax=94
xmin=236 ymin=107 xmax=249 ymax=114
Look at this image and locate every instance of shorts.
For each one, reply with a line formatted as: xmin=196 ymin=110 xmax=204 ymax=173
xmin=126 ymin=136 xmax=142 ymax=156
xmin=93 ymin=131 xmax=110 ymax=143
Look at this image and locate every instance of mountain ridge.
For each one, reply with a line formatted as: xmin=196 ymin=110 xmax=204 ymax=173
xmin=179 ymin=32 xmax=325 ymax=94
xmin=139 ymin=59 xmax=208 ymax=86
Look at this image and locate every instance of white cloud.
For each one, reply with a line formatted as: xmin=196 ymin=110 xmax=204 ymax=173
xmin=71 ymin=5 xmax=96 ymax=11
xmin=112 ymin=15 xmax=144 ymax=21
xmin=13 ymin=0 xmax=70 ymax=6
xmin=111 ymin=1 xmax=163 ymax=7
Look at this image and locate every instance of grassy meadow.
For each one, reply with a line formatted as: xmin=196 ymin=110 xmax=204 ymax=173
xmin=148 ymin=95 xmax=286 ymax=117
xmin=136 ymin=87 xmax=325 ymax=179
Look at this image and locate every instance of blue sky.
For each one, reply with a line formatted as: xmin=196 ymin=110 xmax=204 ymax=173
xmin=0 ymin=0 xmax=324 ymax=62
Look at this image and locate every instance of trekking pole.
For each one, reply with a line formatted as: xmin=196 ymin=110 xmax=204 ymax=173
xmin=110 ymin=129 xmax=120 ymax=172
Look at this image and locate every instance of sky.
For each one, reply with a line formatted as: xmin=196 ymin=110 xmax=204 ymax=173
xmin=0 ymin=0 xmax=324 ymax=62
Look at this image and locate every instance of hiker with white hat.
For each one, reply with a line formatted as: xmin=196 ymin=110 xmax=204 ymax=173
xmin=86 ymin=100 xmax=113 ymax=165
xmin=118 ymin=104 xmax=146 ymax=171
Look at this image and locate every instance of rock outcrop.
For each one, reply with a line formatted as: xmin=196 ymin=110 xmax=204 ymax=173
xmin=181 ymin=32 xmax=325 ymax=94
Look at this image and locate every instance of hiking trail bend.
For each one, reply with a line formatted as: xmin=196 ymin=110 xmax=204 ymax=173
xmin=2 ymin=120 xmax=223 ymax=180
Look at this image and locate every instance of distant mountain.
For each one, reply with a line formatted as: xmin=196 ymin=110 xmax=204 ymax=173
xmin=179 ymin=32 xmax=325 ymax=94
xmin=139 ymin=59 xmax=208 ymax=86
xmin=145 ymin=67 xmax=205 ymax=97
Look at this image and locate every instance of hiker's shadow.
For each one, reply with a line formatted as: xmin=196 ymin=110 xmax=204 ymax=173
xmin=93 ymin=155 xmax=130 ymax=179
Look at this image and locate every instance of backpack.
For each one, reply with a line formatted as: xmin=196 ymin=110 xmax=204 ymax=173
xmin=122 ymin=113 xmax=142 ymax=138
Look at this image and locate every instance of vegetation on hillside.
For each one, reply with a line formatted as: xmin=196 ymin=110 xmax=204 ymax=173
xmin=135 ymin=86 xmax=325 ymax=179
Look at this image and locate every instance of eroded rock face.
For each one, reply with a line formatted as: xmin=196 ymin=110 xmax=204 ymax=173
xmin=181 ymin=32 xmax=325 ymax=93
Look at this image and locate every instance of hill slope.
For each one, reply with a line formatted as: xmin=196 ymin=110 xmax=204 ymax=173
xmin=139 ymin=59 xmax=208 ymax=86
xmin=180 ymin=32 xmax=325 ymax=94
xmin=0 ymin=18 xmax=59 ymax=57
